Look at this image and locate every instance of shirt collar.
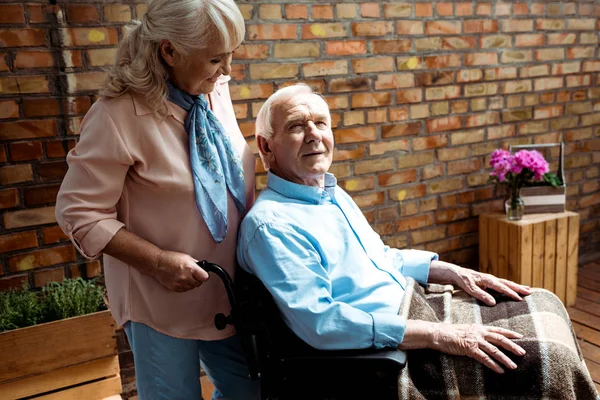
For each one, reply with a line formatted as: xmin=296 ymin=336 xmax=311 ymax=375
xmin=266 ymin=171 xmax=337 ymax=204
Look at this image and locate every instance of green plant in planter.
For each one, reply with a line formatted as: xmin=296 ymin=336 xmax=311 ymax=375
xmin=40 ymin=277 xmax=106 ymax=323
xmin=0 ymin=283 xmax=41 ymax=332
xmin=0 ymin=278 xmax=106 ymax=332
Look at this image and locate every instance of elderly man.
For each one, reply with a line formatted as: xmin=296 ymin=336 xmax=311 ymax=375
xmin=237 ymin=84 xmax=597 ymax=399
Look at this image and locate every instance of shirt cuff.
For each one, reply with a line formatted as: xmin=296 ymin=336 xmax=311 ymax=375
xmin=371 ymin=312 xmax=406 ymax=349
xmin=77 ymin=219 xmax=125 ymax=260
xmin=402 ymin=250 xmax=438 ymax=284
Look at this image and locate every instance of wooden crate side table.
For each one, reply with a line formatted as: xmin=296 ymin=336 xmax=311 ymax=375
xmin=479 ymin=211 xmax=580 ymax=306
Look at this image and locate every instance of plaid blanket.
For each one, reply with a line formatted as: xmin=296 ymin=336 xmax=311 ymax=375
xmin=398 ymin=278 xmax=599 ymax=400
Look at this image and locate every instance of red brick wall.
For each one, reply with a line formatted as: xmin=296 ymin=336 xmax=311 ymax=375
xmin=1 ymin=1 xmax=599 ymax=292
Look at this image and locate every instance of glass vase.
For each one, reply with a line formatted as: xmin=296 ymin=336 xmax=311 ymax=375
xmin=505 ymin=187 xmax=524 ymax=221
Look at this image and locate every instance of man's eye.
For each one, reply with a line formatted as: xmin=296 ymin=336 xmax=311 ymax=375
xmin=316 ymin=121 xmax=327 ymax=126
xmin=210 ymin=59 xmax=221 ymax=64
xmin=289 ymin=124 xmax=303 ymax=130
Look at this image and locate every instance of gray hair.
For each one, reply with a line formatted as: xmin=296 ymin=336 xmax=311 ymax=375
xmin=101 ymin=0 xmax=245 ymax=116
xmin=255 ymin=83 xmax=330 ymax=169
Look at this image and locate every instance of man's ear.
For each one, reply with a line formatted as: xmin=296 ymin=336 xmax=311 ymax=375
xmin=257 ymin=135 xmax=273 ymax=170
xmin=159 ymin=40 xmax=176 ymax=67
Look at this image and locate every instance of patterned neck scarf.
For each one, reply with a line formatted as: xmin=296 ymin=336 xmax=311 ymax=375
xmin=167 ymin=82 xmax=246 ymax=243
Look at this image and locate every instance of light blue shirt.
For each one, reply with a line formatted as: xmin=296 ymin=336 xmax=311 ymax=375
xmin=237 ymin=172 xmax=438 ymax=350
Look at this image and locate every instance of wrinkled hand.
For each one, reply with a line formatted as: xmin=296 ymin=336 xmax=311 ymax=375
xmin=153 ymin=250 xmax=209 ymax=292
xmin=429 ymin=260 xmax=531 ymax=306
xmin=431 ymin=323 xmax=526 ymax=374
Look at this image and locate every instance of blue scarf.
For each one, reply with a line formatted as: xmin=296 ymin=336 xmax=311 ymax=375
xmin=167 ymin=82 xmax=246 ymax=243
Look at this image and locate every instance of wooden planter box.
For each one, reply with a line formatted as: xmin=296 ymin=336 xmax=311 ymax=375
xmin=0 ymin=310 xmax=122 ymax=400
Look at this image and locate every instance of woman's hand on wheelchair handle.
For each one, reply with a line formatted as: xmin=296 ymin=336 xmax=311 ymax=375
xmin=153 ymin=250 xmax=209 ymax=292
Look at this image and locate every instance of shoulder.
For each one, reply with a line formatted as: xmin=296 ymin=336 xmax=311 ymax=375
xmin=240 ymin=190 xmax=298 ymax=239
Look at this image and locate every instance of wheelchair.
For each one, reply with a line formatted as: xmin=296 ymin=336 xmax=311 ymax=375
xmin=199 ymin=260 xmax=407 ymax=400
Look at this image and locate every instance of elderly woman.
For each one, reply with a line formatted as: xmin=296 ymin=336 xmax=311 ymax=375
xmin=55 ymin=0 xmax=259 ymax=399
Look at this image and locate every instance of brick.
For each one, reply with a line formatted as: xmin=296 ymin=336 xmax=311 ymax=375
xmin=396 ymin=89 xmax=422 ymax=104
xmin=372 ymin=39 xmax=411 ymax=54
xmin=61 ymin=27 xmax=118 ymax=46
xmin=302 ymin=23 xmax=346 ymax=39
xmin=583 ymin=61 xmax=600 ymax=73
xmin=34 ymin=268 xmax=66 ymax=287
xmin=353 ymin=191 xmax=385 ymax=209
xmin=520 ymin=65 xmax=549 ymax=78
xmin=383 ymin=3 xmax=412 ymax=17
xmin=66 ymin=72 xmax=106 ymax=93
xmin=336 ymin=4 xmax=356 ymax=19
xmin=567 ymin=19 xmax=595 ymax=30
xmin=412 ymin=134 xmax=448 ymax=151
xmin=312 ymin=5 xmax=333 ymax=19
xmin=425 ymin=86 xmax=460 ymax=101
xmin=353 ymin=57 xmax=394 ymax=74
xmin=329 ymin=164 xmax=351 ymax=179
xmin=547 ymin=33 xmax=576 ymax=46
xmin=534 ymin=77 xmax=563 ymax=91
xmin=535 ymin=49 xmax=565 ymax=62
xmin=303 ymin=60 xmax=347 ymax=77
xmin=415 ymin=37 xmax=442 ymax=52
xmin=396 ymin=214 xmax=434 ymax=232
xmin=66 ymin=4 xmax=99 ymax=23
xmin=0 ymin=100 xmax=18 ymax=119
xmin=450 ymin=129 xmax=485 ymax=145
xmin=464 ymin=20 xmax=498 ymax=33
xmin=24 ymin=185 xmax=60 ymax=207
xmin=367 ymin=110 xmax=387 ymax=124
xmin=4 ymin=206 xmax=55 ymax=229
xmin=552 ymin=62 xmax=580 ymax=76
xmin=466 ymin=52 xmax=497 ymax=66
xmin=429 ymin=178 xmax=464 ymax=194
xmin=426 ymin=21 xmax=461 ymax=35
xmin=275 ymin=42 xmax=320 ymax=59
xmin=397 ymin=56 xmax=422 ymax=71
xmin=382 ymin=122 xmax=421 ymax=138
xmin=566 ymin=75 xmax=591 ymax=88
xmin=568 ymin=47 xmax=595 ymax=59
xmin=0 ymin=146 xmax=5 ymax=163
xmin=536 ymin=19 xmax=565 ymax=31
xmin=14 ymin=50 xmax=53 ymax=69
xmin=0 ymin=275 xmax=28 ymax=291
xmin=437 ymin=146 xmax=469 ymax=162
xmin=285 ymin=5 xmax=307 ymax=19
xmin=483 ymin=67 xmax=516 ymax=81
xmin=353 ymin=22 xmax=393 ymax=36
xmin=389 ymin=107 xmax=408 ymax=122
xmin=354 ymin=158 xmax=394 ymax=175
xmin=352 ymin=92 xmax=392 ymax=108
xmin=410 ymin=104 xmax=429 ymax=119
xmin=503 ymin=80 xmax=532 ymax=94
xmin=436 ymin=3 xmax=453 ymax=16
xmin=501 ymin=20 xmax=533 ymax=32
xmin=0 ymin=189 xmax=19 ymax=209
xmin=375 ymin=73 xmax=414 ymax=90
xmin=259 ymin=5 xmax=282 ymax=20
xmin=534 ymin=105 xmax=562 ymax=120
xmin=0 ymin=231 xmax=39 ymax=254
xmin=580 ymin=33 xmax=598 ymax=45
xmin=230 ymin=84 xmax=273 ymax=101
xmin=0 ymin=4 xmax=25 ymax=24
xmin=360 ymin=3 xmax=380 ymax=18
xmin=426 ymin=116 xmax=461 ymax=133
xmin=0 ymin=164 xmax=33 ymax=185
xmin=328 ymin=77 xmax=370 ymax=93
xmin=457 ymin=69 xmax=482 ymax=83
xmin=342 ymin=111 xmax=364 ymax=127
xmin=515 ymin=34 xmax=545 ymax=47
xmin=233 ymin=44 xmax=268 ymax=60
xmin=442 ymin=36 xmax=477 ymax=50
xmin=481 ymin=35 xmax=512 ymax=49
xmin=502 ymin=108 xmax=533 ymax=122
xmin=447 ymin=159 xmax=482 ymax=176
xmin=247 ymin=24 xmax=297 ymax=40
xmin=425 ymin=54 xmax=461 ymax=69
xmin=431 ymin=102 xmax=449 ymax=116
xmin=501 ymin=50 xmax=532 ymax=64
xmin=234 ymin=4 xmax=251 ymax=20
xmin=339 ymin=177 xmax=374 ymax=193
xmin=334 ymin=127 xmax=377 ymax=144
xmin=42 ymin=225 xmax=69 ymax=244
xmin=334 ymin=146 xmax=365 ymax=162
xmin=22 ymin=98 xmax=60 ymax=118
xmin=397 ymin=152 xmax=435 ymax=170
xmin=464 ymin=83 xmax=498 ymax=97
xmin=396 ymin=21 xmax=424 ymax=35
xmin=415 ymin=3 xmax=433 ymax=17
xmin=0 ymin=28 xmax=46 ymax=47
xmin=411 ymin=227 xmax=446 ymax=244
xmin=249 ymin=63 xmax=298 ymax=79
xmin=80 ymin=48 xmax=114 ymax=67
xmin=324 ymin=95 xmax=348 ymax=110
xmin=9 ymin=141 xmax=43 ymax=162
xmin=325 ymin=40 xmax=365 ymax=56
xmin=38 ymin=161 xmax=68 ymax=182
xmin=476 ymin=3 xmax=492 ymax=15
xmin=369 ymin=139 xmax=409 ymax=156
xmin=389 ymin=184 xmax=427 ymax=202
xmin=466 ymin=112 xmax=499 ymax=127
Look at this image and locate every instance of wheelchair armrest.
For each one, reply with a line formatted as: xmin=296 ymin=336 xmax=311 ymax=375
xmin=281 ymin=347 xmax=407 ymax=369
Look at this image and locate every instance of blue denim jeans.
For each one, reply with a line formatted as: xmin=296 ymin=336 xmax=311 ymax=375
xmin=124 ymin=321 xmax=260 ymax=400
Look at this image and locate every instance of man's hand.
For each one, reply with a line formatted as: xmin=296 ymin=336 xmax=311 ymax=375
xmin=153 ymin=250 xmax=209 ymax=292
xmin=428 ymin=260 xmax=531 ymax=306
xmin=400 ymin=320 xmax=526 ymax=374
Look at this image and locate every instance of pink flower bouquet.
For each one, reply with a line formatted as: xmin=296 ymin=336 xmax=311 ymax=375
xmin=489 ymin=149 xmax=560 ymax=189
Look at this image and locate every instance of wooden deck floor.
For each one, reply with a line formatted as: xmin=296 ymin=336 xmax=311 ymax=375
xmin=568 ymin=260 xmax=600 ymax=394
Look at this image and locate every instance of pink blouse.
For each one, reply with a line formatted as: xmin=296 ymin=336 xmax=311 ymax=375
xmin=55 ymin=76 xmax=255 ymax=340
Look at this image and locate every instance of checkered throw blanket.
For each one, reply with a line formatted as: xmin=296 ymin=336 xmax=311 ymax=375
xmin=398 ymin=278 xmax=598 ymax=400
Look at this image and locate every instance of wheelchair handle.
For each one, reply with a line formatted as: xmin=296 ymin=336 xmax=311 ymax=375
xmin=198 ymin=260 xmax=237 ymax=307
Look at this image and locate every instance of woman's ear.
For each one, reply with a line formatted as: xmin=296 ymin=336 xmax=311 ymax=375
xmin=159 ymin=40 xmax=176 ymax=67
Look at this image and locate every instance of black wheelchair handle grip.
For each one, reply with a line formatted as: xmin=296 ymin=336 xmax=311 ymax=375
xmin=198 ymin=260 xmax=237 ymax=307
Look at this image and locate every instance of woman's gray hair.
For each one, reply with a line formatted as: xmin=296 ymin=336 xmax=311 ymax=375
xmin=255 ymin=83 xmax=330 ymax=169
xmin=101 ymin=0 xmax=245 ymax=116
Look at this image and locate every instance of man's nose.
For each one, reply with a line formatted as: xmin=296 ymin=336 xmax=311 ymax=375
xmin=305 ymin=122 xmax=322 ymax=142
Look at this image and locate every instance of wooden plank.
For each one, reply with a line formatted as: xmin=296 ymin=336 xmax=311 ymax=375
xmin=519 ymin=224 xmax=532 ymax=286
xmin=36 ymin=375 xmax=122 ymax=400
xmin=554 ymin=216 xmax=568 ymax=304
xmin=498 ymin=220 xmax=509 ymax=279
xmin=0 ymin=356 xmax=119 ymax=400
xmin=574 ymin=297 xmax=600 ymax=318
xmin=572 ymin=322 xmax=600 ymax=347
xmin=531 ymin=222 xmax=544 ymax=288
xmin=566 ymin=214 xmax=580 ymax=306
xmin=508 ymin=224 xmax=519 ymax=283
xmin=488 ymin=218 xmax=498 ymax=278
xmin=580 ymin=279 xmax=600 ymax=292
xmin=579 ymin=268 xmax=600 ymax=283
xmin=543 ymin=219 xmax=556 ymax=292
xmin=479 ymin=215 xmax=488 ymax=274
xmin=579 ymin=340 xmax=600 ymax=365
xmin=568 ymin=308 xmax=600 ymax=331
xmin=0 ymin=311 xmax=117 ymax=382
xmin=578 ymin=287 xmax=600 ymax=304
xmin=584 ymin=359 xmax=600 ymax=385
